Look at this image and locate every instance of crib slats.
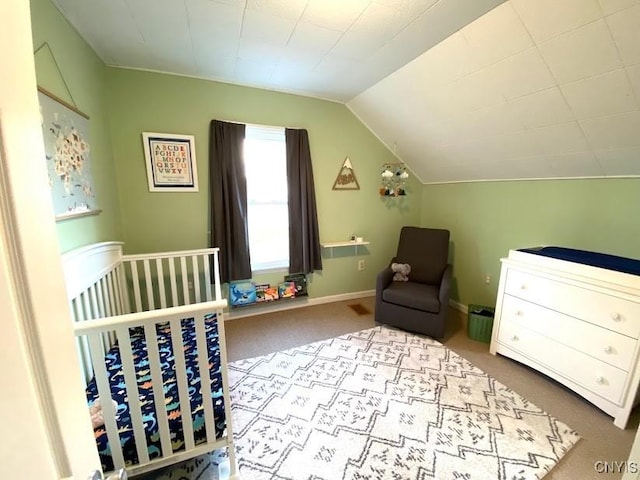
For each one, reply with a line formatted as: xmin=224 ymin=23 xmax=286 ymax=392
xmin=73 ymin=299 xmax=93 ymax=383
xmin=216 ymin=308 xmax=238 ymax=473
xmin=95 ymin=277 xmax=116 ymax=350
xmin=116 ymin=264 xmax=131 ymax=314
xmin=156 ymin=258 xmax=167 ymax=309
xmin=95 ymin=281 xmax=106 ymax=318
xmin=88 ymin=285 xmax=100 ymax=319
xmin=100 ymin=277 xmax=117 ymax=346
xmin=130 ymin=261 xmax=143 ymax=313
xmin=213 ymin=250 xmax=221 ymax=301
xmin=120 ymin=248 xmax=221 ymax=314
xmin=87 ymin=333 xmax=125 ymax=470
xmin=169 ymin=318 xmax=195 ymax=451
xmin=90 ymin=285 xmax=112 ymax=353
xmin=101 ymin=277 xmax=112 ymax=317
xmin=194 ymin=314 xmax=215 ymax=443
xmin=143 ymin=323 xmax=173 ymax=459
xmin=180 ymin=257 xmax=190 ymax=305
xmin=116 ymin=326 xmax=151 ymax=465
xmin=192 ymin=256 xmax=201 ymax=303
xmin=169 ymin=258 xmax=179 ymax=308
xmin=143 ymin=259 xmax=155 ymax=310
xmin=203 ymin=254 xmax=212 ymax=301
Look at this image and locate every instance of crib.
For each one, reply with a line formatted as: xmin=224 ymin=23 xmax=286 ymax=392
xmin=61 ymin=241 xmax=239 ymax=478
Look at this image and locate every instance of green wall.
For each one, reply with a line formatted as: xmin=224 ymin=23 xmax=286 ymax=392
xmin=421 ymin=178 xmax=640 ymax=307
xmin=28 ymin=0 xmax=640 ymax=307
xmin=106 ymin=68 xmax=422 ymax=298
xmin=30 ymin=0 xmax=122 ymax=252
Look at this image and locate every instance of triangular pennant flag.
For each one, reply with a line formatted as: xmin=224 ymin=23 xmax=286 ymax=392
xmin=332 ymin=157 xmax=360 ymax=190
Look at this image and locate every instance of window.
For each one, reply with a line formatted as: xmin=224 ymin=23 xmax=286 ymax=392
xmin=244 ymin=125 xmax=288 ymax=272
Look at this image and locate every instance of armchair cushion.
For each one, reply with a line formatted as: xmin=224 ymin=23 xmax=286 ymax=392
xmin=396 ymin=227 xmax=449 ymax=284
xmin=382 ymin=281 xmax=440 ymax=313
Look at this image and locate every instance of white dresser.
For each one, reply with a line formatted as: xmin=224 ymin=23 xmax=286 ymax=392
xmin=490 ymin=248 xmax=640 ymax=429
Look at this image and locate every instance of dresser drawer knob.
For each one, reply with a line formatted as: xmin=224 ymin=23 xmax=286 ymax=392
xmin=596 ymin=376 xmax=606 ymax=385
xmin=515 ymin=310 xmax=523 ymax=316
xmin=511 ymin=334 xmax=519 ymax=341
xmin=611 ymin=312 xmax=621 ymax=321
xmin=520 ymin=284 xmax=527 ymax=290
xmin=604 ymin=345 xmax=613 ymax=354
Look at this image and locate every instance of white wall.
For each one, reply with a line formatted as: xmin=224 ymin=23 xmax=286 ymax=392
xmin=0 ymin=0 xmax=99 ymax=478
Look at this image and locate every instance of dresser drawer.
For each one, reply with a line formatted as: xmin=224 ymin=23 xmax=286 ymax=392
xmin=497 ymin=321 xmax=628 ymax=405
xmin=501 ymin=295 xmax=636 ymax=371
xmin=505 ymin=268 xmax=640 ymax=338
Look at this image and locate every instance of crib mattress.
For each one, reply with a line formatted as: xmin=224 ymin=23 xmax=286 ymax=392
xmin=85 ymin=314 xmax=226 ymax=472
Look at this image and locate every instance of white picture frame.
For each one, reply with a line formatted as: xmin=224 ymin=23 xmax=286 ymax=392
xmin=142 ymin=132 xmax=199 ymax=192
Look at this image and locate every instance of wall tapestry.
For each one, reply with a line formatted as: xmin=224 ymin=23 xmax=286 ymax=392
xmin=38 ymin=87 xmax=100 ymax=221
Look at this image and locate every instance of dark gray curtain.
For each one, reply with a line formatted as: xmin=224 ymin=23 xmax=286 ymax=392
xmin=285 ymin=128 xmax=322 ymax=274
xmin=210 ymin=120 xmax=251 ymax=283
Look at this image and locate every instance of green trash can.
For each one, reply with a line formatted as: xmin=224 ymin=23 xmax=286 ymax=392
xmin=468 ymin=304 xmax=495 ymax=343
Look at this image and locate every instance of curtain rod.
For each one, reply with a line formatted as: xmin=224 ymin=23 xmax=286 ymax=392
xmin=213 ymin=118 xmax=306 ymax=131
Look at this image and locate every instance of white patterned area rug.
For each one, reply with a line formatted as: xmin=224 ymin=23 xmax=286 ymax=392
xmin=230 ymin=326 xmax=579 ymax=479
xmin=151 ymin=326 xmax=579 ymax=480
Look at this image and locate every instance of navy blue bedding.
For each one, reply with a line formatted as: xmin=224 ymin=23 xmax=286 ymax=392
xmin=518 ymin=246 xmax=640 ymax=276
xmin=85 ymin=315 xmax=225 ymax=472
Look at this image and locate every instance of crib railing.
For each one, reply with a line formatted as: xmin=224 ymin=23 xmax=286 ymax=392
xmin=69 ymin=246 xmax=222 ymax=383
xmin=74 ymin=302 xmax=232 ymax=474
xmin=121 ymin=248 xmax=222 ymax=312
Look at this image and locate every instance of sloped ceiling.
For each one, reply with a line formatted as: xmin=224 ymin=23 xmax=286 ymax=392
xmin=51 ymin=0 xmax=640 ymax=183
xmin=348 ymin=0 xmax=640 ymax=183
xmin=51 ymin=0 xmax=504 ymax=103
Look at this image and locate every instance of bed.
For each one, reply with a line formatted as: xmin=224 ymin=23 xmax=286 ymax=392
xmin=62 ymin=242 xmax=239 ymax=478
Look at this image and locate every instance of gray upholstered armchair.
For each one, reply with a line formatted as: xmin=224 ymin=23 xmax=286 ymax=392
xmin=375 ymin=227 xmax=452 ymax=338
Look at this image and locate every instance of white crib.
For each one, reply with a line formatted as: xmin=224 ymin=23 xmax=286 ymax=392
xmin=61 ymin=241 xmax=238 ymax=478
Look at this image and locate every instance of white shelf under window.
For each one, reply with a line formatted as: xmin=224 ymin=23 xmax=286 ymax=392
xmin=321 ymin=240 xmax=370 ymax=258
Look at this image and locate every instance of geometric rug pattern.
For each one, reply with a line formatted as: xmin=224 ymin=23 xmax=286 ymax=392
xmin=227 ymin=325 xmax=580 ymax=479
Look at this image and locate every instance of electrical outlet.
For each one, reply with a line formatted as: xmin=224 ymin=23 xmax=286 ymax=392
xmin=188 ymin=281 xmax=194 ymax=290
xmin=358 ymin=259 xmax=365 ymax=271
xmin=485 ymin=274 xmax=491 ymax=285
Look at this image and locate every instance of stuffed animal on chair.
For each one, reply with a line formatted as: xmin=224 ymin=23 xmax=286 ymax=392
xmin=391 ymin=262 xmax=411 ymax=281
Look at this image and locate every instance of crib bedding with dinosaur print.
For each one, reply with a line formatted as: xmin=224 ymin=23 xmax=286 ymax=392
xmin=85 ymin=315 xmax=226 ymax=472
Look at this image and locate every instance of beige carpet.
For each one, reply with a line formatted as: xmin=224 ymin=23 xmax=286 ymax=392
xmin=136 ymin=297 xmax=639 ymax=479
xmin=225 ymin=298 xmax=639 ymax=480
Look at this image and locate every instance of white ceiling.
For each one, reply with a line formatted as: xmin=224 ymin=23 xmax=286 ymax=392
xmin=349 ymin=0 xmax=640 ymax=182
xmin=51 ymin=0 xmax=503 ymax=102
xmin=51 ymin=0 xmax=640 ymax=183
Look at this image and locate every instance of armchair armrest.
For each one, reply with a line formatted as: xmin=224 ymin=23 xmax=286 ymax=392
xmin=376 ymin=257 xmax=397 ymax=300
xmin=439 ymin=264 xmax=452 ymax=307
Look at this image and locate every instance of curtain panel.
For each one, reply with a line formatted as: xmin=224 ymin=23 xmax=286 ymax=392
xmin=285 ymin=128 xmax=323 ymax=274
xmin=209 ymin=120 xmax=251 ymax=283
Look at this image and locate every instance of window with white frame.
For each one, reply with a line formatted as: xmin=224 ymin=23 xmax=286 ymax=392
xmin=243 ymin=124 xmax=289 ymax=272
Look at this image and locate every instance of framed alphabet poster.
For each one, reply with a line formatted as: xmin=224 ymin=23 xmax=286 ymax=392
xmin=142 ymin=132 xmax=199 ymax=192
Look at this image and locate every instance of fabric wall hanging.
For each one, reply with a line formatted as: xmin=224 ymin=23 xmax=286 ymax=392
xmin=38 ymin=87 xmax=100 ymax=221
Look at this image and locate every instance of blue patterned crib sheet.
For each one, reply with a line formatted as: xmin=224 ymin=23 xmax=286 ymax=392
xmin=85 ymin=315 xmax=226 ymax=472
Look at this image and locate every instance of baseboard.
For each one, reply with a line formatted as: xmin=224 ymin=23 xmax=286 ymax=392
xmin=449 ymin=299 xmax=468 ymax=314
xmin=226 ymin=290 xmax=376 ymax=320
xmin=227 ymin=292 xmax=468 ymax=321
